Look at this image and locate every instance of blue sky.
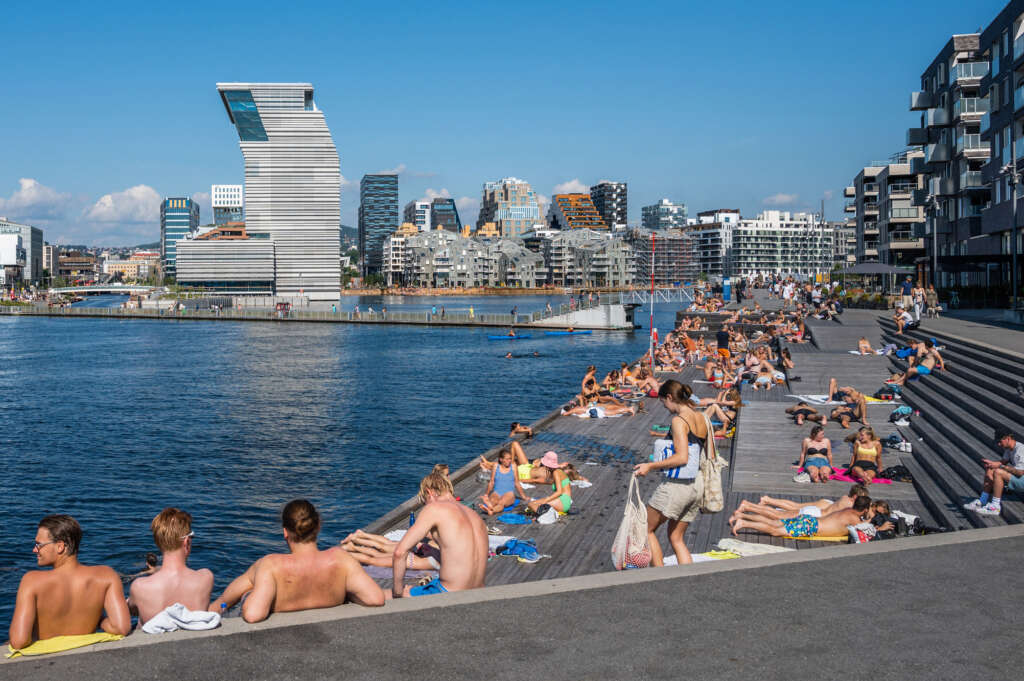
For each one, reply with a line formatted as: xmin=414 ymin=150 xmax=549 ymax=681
xmin=0 ymin=0 xmax=1009 ymax=245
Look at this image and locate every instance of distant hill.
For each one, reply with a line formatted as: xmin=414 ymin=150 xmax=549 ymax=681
xmin=341 ymin=225 xmax=357 ymax=240
xmin=134 ymin=241 xmax=160 ymax=250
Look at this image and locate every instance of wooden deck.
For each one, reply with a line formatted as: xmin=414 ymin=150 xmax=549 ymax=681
xmin=362 ymin=294 xmax=940 ymax=590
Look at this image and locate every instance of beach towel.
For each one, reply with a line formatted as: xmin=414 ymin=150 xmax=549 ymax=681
xmin=497 ymin=513 xmax=533 ymax=524
xmin=571 ymin=480 xmax=593 ymax=488
xmin=495 ymin=538 xmax=546 ymax=562
xmin=715 ymin=538 xmax=794 ymax=556
xmin=6 ymin=632 xmax=124 ymax=659
xmin=663 ymin=550 xmax=741 ymax=565
xmin=788 ymin=394 xmax=899 ymax=406
xmin=793 ymin=535 xmax=848 ymax=542
xmin=141 ymin=603 xmax=222 ymax=634
xmin=828 ymin=467 xmax=893 ymax=484
xmin=574 ymin=407 xmax=626 ymax=419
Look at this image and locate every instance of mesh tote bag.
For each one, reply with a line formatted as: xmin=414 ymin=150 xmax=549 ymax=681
xmin=611 ymin=474 xmax=652 ymax=570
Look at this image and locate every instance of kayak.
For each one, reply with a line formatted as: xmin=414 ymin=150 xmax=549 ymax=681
xmin=488 ymin=334 xmax=532 ymax=340
xmin=544 ymin=330 xmax=592 ymax=336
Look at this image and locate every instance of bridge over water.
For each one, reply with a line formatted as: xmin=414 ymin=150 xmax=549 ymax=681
xmin=48 ymin=285 xmax=156 ymax=295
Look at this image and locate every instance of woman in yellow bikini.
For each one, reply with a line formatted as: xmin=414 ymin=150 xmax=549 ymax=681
xmin=847 ymin=427 xmax=883 ymax=484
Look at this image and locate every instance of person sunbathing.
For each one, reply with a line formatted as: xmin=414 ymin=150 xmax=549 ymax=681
xmin=826 ymin=378 xmax=869 ymax=427
xmin=392 ymin=472 xmax=488 ymax=597
xmin=732 ymin=495 xmax=874 ymax=538
xmin=786 ymin=401 xmax=824 ymax=426
xmin=797 ymin=426 xmax=833 ymax=482
xmin=129 ymin=508 xmax=214 ymax=628
xmin=8 ymin=515 xmax=132 ymax=651
xmin=478 ymin=448 xmax=530 ymax=515
xmin=210 ymin=500 xmax=384 ymax=622
xmin=509 ymin=422 xmax=533 ymax=438
xmin=340 ymin=530 xmax=441 ymax=572
xmin=479 ymin=441 xmax=554 ymax=484
xmin=858 ymin=337 xmax=875 ymax=355
xmin=525 ymin=453 xmax=582 ymax=514
xmin=846 ymin=428 xmax=883 ymax=484
xmin=633 ymin=366 xmax=661 ymax=393
xmin=729 ymin=485 xmax=869 ymax=524
xmin=888 ymin=339 xmax=945 ymax=386
xmin=751 ymin=366 xmax=775 ymax=391
xmin=562 ymin=400 xmax=636 ymax=417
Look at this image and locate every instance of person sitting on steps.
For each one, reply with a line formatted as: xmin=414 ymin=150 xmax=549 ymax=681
xmin=964 ymin=428 xmax=1024 ymax=516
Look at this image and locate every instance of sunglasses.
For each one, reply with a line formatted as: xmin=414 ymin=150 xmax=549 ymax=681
xmin=181 ymin=531 xmax=194 ymax=540
xmin=33 ymin=540 xmax=57 ymax=551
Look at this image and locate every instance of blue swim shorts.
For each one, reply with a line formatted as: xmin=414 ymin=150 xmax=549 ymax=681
xmin=1006 ymin=474 xmax=1024 ymax=496
xmin=409 ymin=577 xmax=449 ymax=597
xmin=916 ymin=365 xmax=931 ymax=375
xmin=781 ymin=514 xmax=819 ymax=538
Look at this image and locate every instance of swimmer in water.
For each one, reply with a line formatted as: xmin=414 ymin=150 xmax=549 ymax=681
xmin=505 ymin=352 xmax=513 ymax=359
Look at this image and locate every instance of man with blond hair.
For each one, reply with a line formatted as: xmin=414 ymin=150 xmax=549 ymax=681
xmin=129 ymin=508 xmax=215 ymax=627
xmin=9 ymin=515 xmax=131 ymax=650
xmin=392 ymin=472 xmax=488 ymax=597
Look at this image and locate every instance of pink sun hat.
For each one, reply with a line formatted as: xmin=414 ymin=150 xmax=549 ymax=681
xmin=540 ymin=451 xmax=567 ymax=469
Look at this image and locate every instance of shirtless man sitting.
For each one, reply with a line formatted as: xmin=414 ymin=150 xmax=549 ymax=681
xmin=888 ymin=339 xmax=945 ymax=386
xmin=392 ymin=472 xmax=488 ymax=597
xmin=732 ymin=495 xmax=874 ymax=538
xmin=210 ymin=500 xmax=384 ymax=623
xmin=9 ymin=515 xmax=131 ymax=650
xmin=129 ymin=508 xmax=214 ymax=628
xmin=729 ymin=485 xmax=868 ymax=525
xmin=826 ymin=378 xmax=869 ymax=428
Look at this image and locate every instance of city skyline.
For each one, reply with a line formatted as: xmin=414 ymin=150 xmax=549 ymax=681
xmin=0 ymin=0 xmax=1006 ymax=246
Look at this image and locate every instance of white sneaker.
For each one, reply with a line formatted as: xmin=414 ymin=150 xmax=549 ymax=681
xmin=976 ymin=502 xmax=1002 ymax=516
xmin=963 ymin=499 xmax=982 ymax=511
xmin=894 ymin=419 xmax=910 ymax=427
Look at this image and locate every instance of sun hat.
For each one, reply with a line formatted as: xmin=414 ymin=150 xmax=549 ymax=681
xmin=539 ymin=451 xmax=565 ymax=469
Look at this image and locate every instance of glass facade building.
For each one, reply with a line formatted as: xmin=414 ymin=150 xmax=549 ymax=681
xmin=641 ymin=199 xmax=688 ymax=231
xmin=430 ymin=198 xmax=462 ymax=233
xmin=477 ymin=177 xmax=543 ymax=238
xmin=590 ymin=181 xmax=628 ymax=230
xmin=359 ymin=174 xmax=399 ymax=275
xmin=160 ymin=197 xmax=200 ymax=277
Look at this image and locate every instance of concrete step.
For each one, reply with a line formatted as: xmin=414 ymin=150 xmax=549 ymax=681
xmin=878 ymin=320 xmax=1024 ymax=384
xmin=897 ymin=456 xmax=976 ymax=531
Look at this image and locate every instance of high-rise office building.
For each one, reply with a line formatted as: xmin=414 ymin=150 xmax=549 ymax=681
xmin=477 ymin=177 xmax=544 ymax=238
xmin=641 ymin=199 xmax=688 ymax=231
xmin=0 ymin=218 xmax=43 ymax=283
xmin=217 ymin=82 xmax=341 ymax=299
xmin=359 ymin=174 xmax=399 ymax=275
xmin=547 ymin=194 xmax=608 ymax=230
xmin=403 ymin=200 xmax=432 ymax=232
xmin=160 ymin=197 xmax=200 ymax=277
xmin=430 ymin=198 xmax=462 ymax=233
xmin=212 ymin=184 xmax=244 ymax=225
xmin=590 ymin=181 xmax=628 ymax=230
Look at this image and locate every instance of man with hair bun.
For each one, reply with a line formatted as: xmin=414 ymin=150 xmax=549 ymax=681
xmin=9 ymin=514 xmax=131 ymax=650
xmin=392 ymin=472 xmax=488 ymax=597
xmin=129 ymin=508 xmax=215 ymax=627
xmin=211 ymin=499 xmax=384 ymax=623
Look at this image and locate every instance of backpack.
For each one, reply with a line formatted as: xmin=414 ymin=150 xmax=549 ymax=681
xmin=873 ymin=387 xmax=896 ymax=400
xmin=878 ymin=465 xmax=914 ymax=483
xmin=895 ymin=347 xmax=915 ymax=359
xmin=888 ymin=406 xmax=913 ymax=422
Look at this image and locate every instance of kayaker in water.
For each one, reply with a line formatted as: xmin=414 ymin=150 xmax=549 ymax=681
xmin=507 ymin=329 xmax=516 ymax=337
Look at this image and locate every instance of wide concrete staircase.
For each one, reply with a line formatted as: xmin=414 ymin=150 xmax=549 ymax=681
xmin=877 ymin=318 xmax=1024 ymax=530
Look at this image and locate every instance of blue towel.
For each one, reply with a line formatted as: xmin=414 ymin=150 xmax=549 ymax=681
xmin=497 ymin=513 xmax=532 ymax=525
xmin=496 ymin=538 xmax=540 ymax=561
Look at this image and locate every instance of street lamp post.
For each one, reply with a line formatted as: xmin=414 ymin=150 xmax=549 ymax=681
xmin=928 ymin=195 xmax=939 ymax=288
xmin=1004 ymin=132 xmax=1020 ymax=310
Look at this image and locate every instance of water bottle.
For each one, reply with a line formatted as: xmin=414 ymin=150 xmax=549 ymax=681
xmin=409 ymin=512 xmax=415 ymax=527
xmin=219 ymin=602 xmax=227 ymax=618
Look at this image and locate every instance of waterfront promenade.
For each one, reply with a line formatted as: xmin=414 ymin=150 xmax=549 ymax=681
xmin=5 ymin=293 xmax=1024 ymax=677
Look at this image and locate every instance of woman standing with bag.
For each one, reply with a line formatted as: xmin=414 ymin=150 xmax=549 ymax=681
xmin=633 ymin=380 xmax=708 ymax=566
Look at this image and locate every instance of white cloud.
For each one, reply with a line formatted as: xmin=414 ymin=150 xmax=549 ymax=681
xmin=84 ymin=184 xmax=162 ymax=223
xmin=553 ymin=179 xmax=588 ymax=194
xmin=456 ymin=196 xmax=479 ymax=226
xmin=377 ymin=163 xmax=407 ymax=175
xmin=420 ymin=187 xmax=452 ymax=202
xmin=823 ymin=190 xmax=834 ymax=201
xmin=340 ymin=174 xmax=352 ymax=188
xmin=762 ymin=193 xmax=799 ymax=206
xmin=0 ymin=178 xmax=73 ymax=220
xmin=192 ymin=191 xmax=211 ymax=208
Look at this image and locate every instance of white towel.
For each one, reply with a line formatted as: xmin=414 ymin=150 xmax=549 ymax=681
xmin=571 ymin=480 xmax=593 ymax=488
xmin=141 ymin=603 xmax=222 ymax=634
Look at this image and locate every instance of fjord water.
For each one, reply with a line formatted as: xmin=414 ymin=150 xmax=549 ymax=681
xmin=0 ymin=294 xmax=681 ymax=635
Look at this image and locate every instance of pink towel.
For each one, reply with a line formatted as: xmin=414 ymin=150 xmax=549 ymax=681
xmin=796 ymin=466 xmax=893 ymax=484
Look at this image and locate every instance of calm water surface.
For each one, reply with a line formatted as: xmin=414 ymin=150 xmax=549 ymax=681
xmin=0 ymin=294 xmax=681 ymax=636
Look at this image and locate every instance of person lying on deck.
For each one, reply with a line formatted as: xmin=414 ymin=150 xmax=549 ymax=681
xmin=887 ymin=339 xmax=945 ymax=386
xmin=509 ymin=422 xmax=533 ymax=438
xmin=478 ymin=448 xmax=530 ymax=515
xmin=750 ymin=366 xmax=775 ymax=391
xmin=8 ymin=514 xmax=132 ymax=651
xmin=580 ymin=378 xmax=627 ymax=407
xmin=392 ymin=472 xmax=488 ymax=598
xmin=210 ymin=500 xmax=384 ymax=622
xmin=797 ymin=426 xmax=834 ymax=482
xmin=732 ymin=495 xmax=874 ymax=538
xmin=562 ymin=399 xmax=637 ymax=418
xmin=846 ymin=428 xmax=883 ymax=484
xmin=786 ymin=401 xmax=824 ymax=426
xmin=729 ymin=485 xmax=869 ymax=525
xmin=340 ymin=530 xmax=441 ymax=572
xmin=858 ymin=337 xmax=875 ymax=355
xmin=826 ymin=379 xmax=870 ymax=427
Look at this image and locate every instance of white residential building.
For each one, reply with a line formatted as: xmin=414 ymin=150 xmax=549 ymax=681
xmin=212 ymin=184 xmax=244 ymax=225
xmin=402 ymin=200 xmax=432 ymax=232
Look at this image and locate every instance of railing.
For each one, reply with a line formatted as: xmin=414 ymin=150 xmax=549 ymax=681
xmin=890 ymin=207 xmax=919 ymax=219
xmin=960 ymin=170 xmax=983 ymax=188
xmin=956 ymin=133 xmax=988 ymax=153
xmin=1016 ymin=34 xmax=1024 ymax=60
xmin=953 ymin=97 xmax=989 ymax=117
xmin=952 ymin=61 xmax=989 ymax=81
xmin=887 ymin=183 xmax=914 ymax=195
xmin=863 ymin=183 xmax=879 ymax=193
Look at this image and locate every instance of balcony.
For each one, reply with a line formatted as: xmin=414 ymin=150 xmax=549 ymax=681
xmin=953 ymin=97 xmax=988 ymax=120
xmin=910 ymin=91 xmax=934 ymax=110
xmin=925 ymin=108 xmax=950 ymax=127
xmin=863 ymin=225 xmax=880 ymax=235
xmin=925 ymin=142 xmax=950 ymax=165
xmin=863 ymin=183 xmax=879 ymax=195
xmin=929 ymin=177 xmax=956 ymax=196
xmin=960 ymin=170 xmax=984 ymax=189
xmin=887 ymin=182 xmax=914 ymax=196
xmin=889 ymin=236 xmax=926 ymax=249
xmin=844 ymin=202 xmax=856 ymax=213
xmin=889 ymin=207 xmax=921 ymax=222
xmin=906 ymin=127 xmax=929 ymax=146
xmin=864 ymin=202 xmax=879 ymax=215
xmin=912 ymin=188 xmax=930 ymax=206
xmin=956 ymin=133 xmax=990 ymax=158
xmin=951 ymin=61 xmax=989 ymax=82
xmin=864 ymin=248 xmax=879 ymax=257
xmin=1017 ymin=34 xmax=1024 ymax=62
xmin=844 ymin=186 xmax=855 ymax=198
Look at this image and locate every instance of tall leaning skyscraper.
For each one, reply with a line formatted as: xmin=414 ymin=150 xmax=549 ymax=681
xmin=216 ymin=83 xmax=340 ymax=300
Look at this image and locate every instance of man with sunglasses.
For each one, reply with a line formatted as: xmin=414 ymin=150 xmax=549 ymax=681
xmin=128 ymin=508 xmax=214 ymax=628
xmin=8 ymin=514 xmax=131 ymax=650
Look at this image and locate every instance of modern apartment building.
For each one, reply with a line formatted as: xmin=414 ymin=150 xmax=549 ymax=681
xmin=382 ymin=222 xmax=419 ymax=286
xmin=0 ymin=218 xmax=42 ymax=283
xmin=547 ymin=194 xmax=608 ymax=230
xmin=729 ymin=211 xmax=835 ymax=278
xmin=832 ymin=221 xmax=857 ymax=267
xmin=160 ymin=197 xmax=200 ymax=277
xmin=846 ymin=149 xmax=925 ymax=265
xmin=477 ymin=177 xmax=544 ymax=238
xmin=212 ymin=184 xmax=244 ymax=225
xmin=359 ymin=173 xmax=399 ymax=276
xmin=402 ymin=200 xmax=432 ymax=232
xmin=590 ymin=181 xmax=628 ymax=231
xmin=626 ymin=228 xmax=698 ymax=285
xmin=0 ymin=233 xmax=25 ymax=286
xmin=217 ymin=82 xmax=341 ymax=299
xmin=43 ymin=243 xmax=56 ymax=276
xmin=430 ymin=198 xmax=462 ymax=233
xmin=687 ymin=209 xmax=741 ymax=278
xmin=641 ymin=199 xmax=688 ymax=231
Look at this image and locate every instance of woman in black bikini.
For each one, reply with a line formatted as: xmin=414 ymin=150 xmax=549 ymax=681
xmin=786 ymin=401 xmax=823 ymax=426
xmin=798 ymin=425 xmax=833 ymax=482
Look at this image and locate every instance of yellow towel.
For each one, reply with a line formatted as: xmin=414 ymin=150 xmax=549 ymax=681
xmin=6 ymin=632 xmax=124 ymax=659
xmin=793 ymin=535 xmax=848 ymax=542
xmin=703 ymin=550 xmax=741 ymax=559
